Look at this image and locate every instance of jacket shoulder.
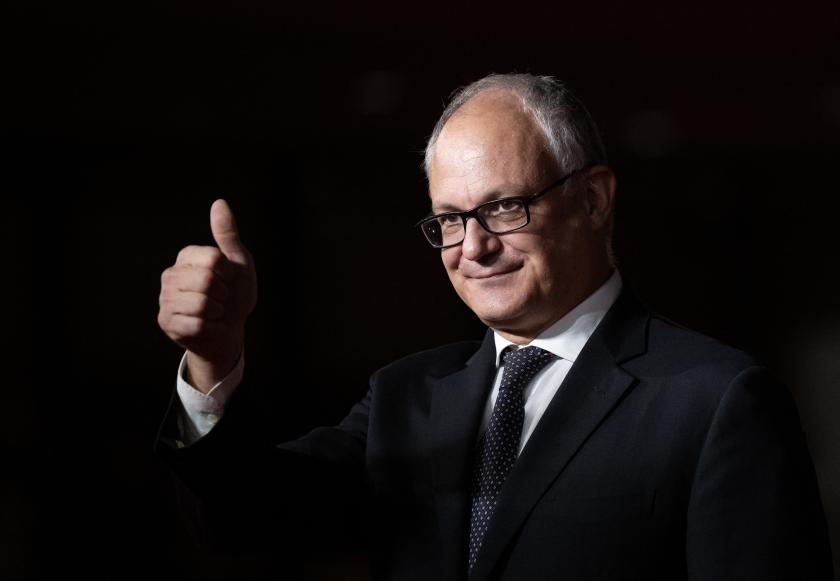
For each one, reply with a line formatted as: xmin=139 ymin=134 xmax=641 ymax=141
xmin=372 ymin=338 xmax=485 ymax=381
xmin=641 ymin=311 xmax=761 ymax=380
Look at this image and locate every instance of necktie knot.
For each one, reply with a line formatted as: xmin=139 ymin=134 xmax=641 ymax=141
xmin=499 ymin=345 xmax=557 ymax=394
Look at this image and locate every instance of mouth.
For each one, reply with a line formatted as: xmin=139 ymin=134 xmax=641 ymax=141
xmin=468 ymin=266 xmax=521 ymax=280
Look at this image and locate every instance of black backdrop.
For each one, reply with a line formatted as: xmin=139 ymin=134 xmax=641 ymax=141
xmin=3 ymin=1 xmax=840 ymax=579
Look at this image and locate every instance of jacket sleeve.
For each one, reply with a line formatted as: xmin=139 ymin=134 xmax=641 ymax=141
xmin=152 ymin=374 xmax=373 ymax=557
xmin=685 ymin=365 xmax=833 ymax=580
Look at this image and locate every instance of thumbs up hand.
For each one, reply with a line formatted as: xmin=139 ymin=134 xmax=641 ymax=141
xmin=158 ymin=199 xmax=258 ymax=393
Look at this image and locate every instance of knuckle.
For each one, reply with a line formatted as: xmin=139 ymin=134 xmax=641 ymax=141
xmin=159 ymin=279 xmax=174 ymax=297
xmin=177 ymin=244 xmax=217 ymax=265
xmin=161 ymin=267 xmax=181 ymax=289
xmin=175 ymin=245 xmax=194 ymax=262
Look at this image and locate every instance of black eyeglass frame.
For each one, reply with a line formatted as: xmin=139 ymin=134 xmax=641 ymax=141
xmin=414 ymin=165 xmax=591 ymax=249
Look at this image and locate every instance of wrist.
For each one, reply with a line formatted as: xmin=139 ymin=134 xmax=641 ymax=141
xmin=185 ymin=344 xmax=242 ymax=394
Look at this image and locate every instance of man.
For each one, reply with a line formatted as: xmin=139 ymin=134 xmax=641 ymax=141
xmin=155 ymin=74 xmax=833 ymax=580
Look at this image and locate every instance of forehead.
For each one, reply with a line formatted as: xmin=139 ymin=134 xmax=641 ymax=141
xmin=428 ymin=90 xmax=555 ymax=206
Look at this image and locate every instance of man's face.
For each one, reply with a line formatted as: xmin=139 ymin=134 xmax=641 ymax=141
xmin=427 ymin=91 xmax=606 ymax=342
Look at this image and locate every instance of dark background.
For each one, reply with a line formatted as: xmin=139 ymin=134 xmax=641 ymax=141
xmin=3 ymin=1 xmax=839 ymax=579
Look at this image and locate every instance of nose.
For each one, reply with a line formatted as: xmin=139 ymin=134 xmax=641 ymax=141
xmin=461 ymin=217 xmax=501 ymax=261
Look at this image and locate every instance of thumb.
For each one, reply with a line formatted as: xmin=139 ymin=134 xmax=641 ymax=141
xmin=210 ymin=199 xmax=250 ymax=265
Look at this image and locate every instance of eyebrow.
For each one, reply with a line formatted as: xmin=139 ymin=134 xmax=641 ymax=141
xmin=431 ymin=186 xmax=526 ymax=214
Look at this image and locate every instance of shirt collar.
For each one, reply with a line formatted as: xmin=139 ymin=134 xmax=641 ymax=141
xmin=492 ymin=269 xmax=623 ymax=366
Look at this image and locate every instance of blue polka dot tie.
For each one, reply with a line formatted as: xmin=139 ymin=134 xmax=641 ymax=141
xmin=467 ymin=345 xmax=556 ymax=572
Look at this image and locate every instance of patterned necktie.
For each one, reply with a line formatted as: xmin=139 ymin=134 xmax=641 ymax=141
xmin=467 ymin=345 xmax=556 ymax=572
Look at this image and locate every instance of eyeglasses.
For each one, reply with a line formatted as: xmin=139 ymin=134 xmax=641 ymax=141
xmin=415 ymin=166 xmax=587 ymax=249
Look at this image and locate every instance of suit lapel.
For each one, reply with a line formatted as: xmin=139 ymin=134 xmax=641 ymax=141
xmin=429 ymin=329 xmax=497 ymax=580
xmin=468 ymin=289 xmax=650 ymax=581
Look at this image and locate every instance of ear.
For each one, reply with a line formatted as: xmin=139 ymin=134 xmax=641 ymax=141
xmin=580 ymin=165 xmax=616 ymax=231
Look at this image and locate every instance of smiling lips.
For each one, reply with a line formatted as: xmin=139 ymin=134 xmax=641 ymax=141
xmin=466 ymin=266 xmax=521 ymax=279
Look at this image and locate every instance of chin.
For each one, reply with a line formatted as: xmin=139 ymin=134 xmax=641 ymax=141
xmin=456 ymin=278 xmax=533 ymax=322
xmin=469 ymin=298 xmax=527 ymax=328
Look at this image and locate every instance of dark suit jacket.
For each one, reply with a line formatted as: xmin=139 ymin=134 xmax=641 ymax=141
xmin=154 ymin=289 xmax=833 ymax=580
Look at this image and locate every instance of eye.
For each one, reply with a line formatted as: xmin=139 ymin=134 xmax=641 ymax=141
xmin=437 ymin=214 xmax=462 ymax=231
xmin=497 ymin=200 xmax=520 ymax=212
xmin=485 ymin=199 xmax=521 ymax=216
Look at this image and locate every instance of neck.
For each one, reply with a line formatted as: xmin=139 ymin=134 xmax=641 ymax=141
xmin=493 ymin=328 xmax=539 ymax=346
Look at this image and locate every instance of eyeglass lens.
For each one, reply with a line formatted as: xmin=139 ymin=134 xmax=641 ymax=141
xmin=423 ymin=199 xmax=528 ymax=247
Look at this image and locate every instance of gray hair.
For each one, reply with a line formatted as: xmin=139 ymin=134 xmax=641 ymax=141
xmin=423 ymin=73 xmax=607 ymax=177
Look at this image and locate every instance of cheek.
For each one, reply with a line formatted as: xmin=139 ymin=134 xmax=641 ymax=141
xmin=523 ymin=240 xmax=570 ymax=288
xmin=440 ymin=248 xmax=460 ymax=272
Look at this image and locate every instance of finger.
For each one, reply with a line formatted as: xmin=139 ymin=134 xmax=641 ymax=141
xmin=162 ymin=313 xmax=228 ymax=341
xmin=174 ymin=246 xmax=237 ymax=281
xmin=210 ymin=199 xmax=250 ymax=266
xmin=163 ymin=291 xmax=225 ymax=320
xmin=162 ymin=266 xmax=230 ymax=302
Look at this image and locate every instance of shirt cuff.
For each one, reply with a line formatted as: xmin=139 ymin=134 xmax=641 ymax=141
xmin=175 ymin=350 xmax=244 ymax=445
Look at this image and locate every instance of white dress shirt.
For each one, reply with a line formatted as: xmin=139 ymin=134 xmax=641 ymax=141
xmin=481 ymin=269 xmax=623 ymax=454
xmin=176 ymin=270 xmax=623 ymax=449
xmin=175 ymin=350 xmax=244 ymax=446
